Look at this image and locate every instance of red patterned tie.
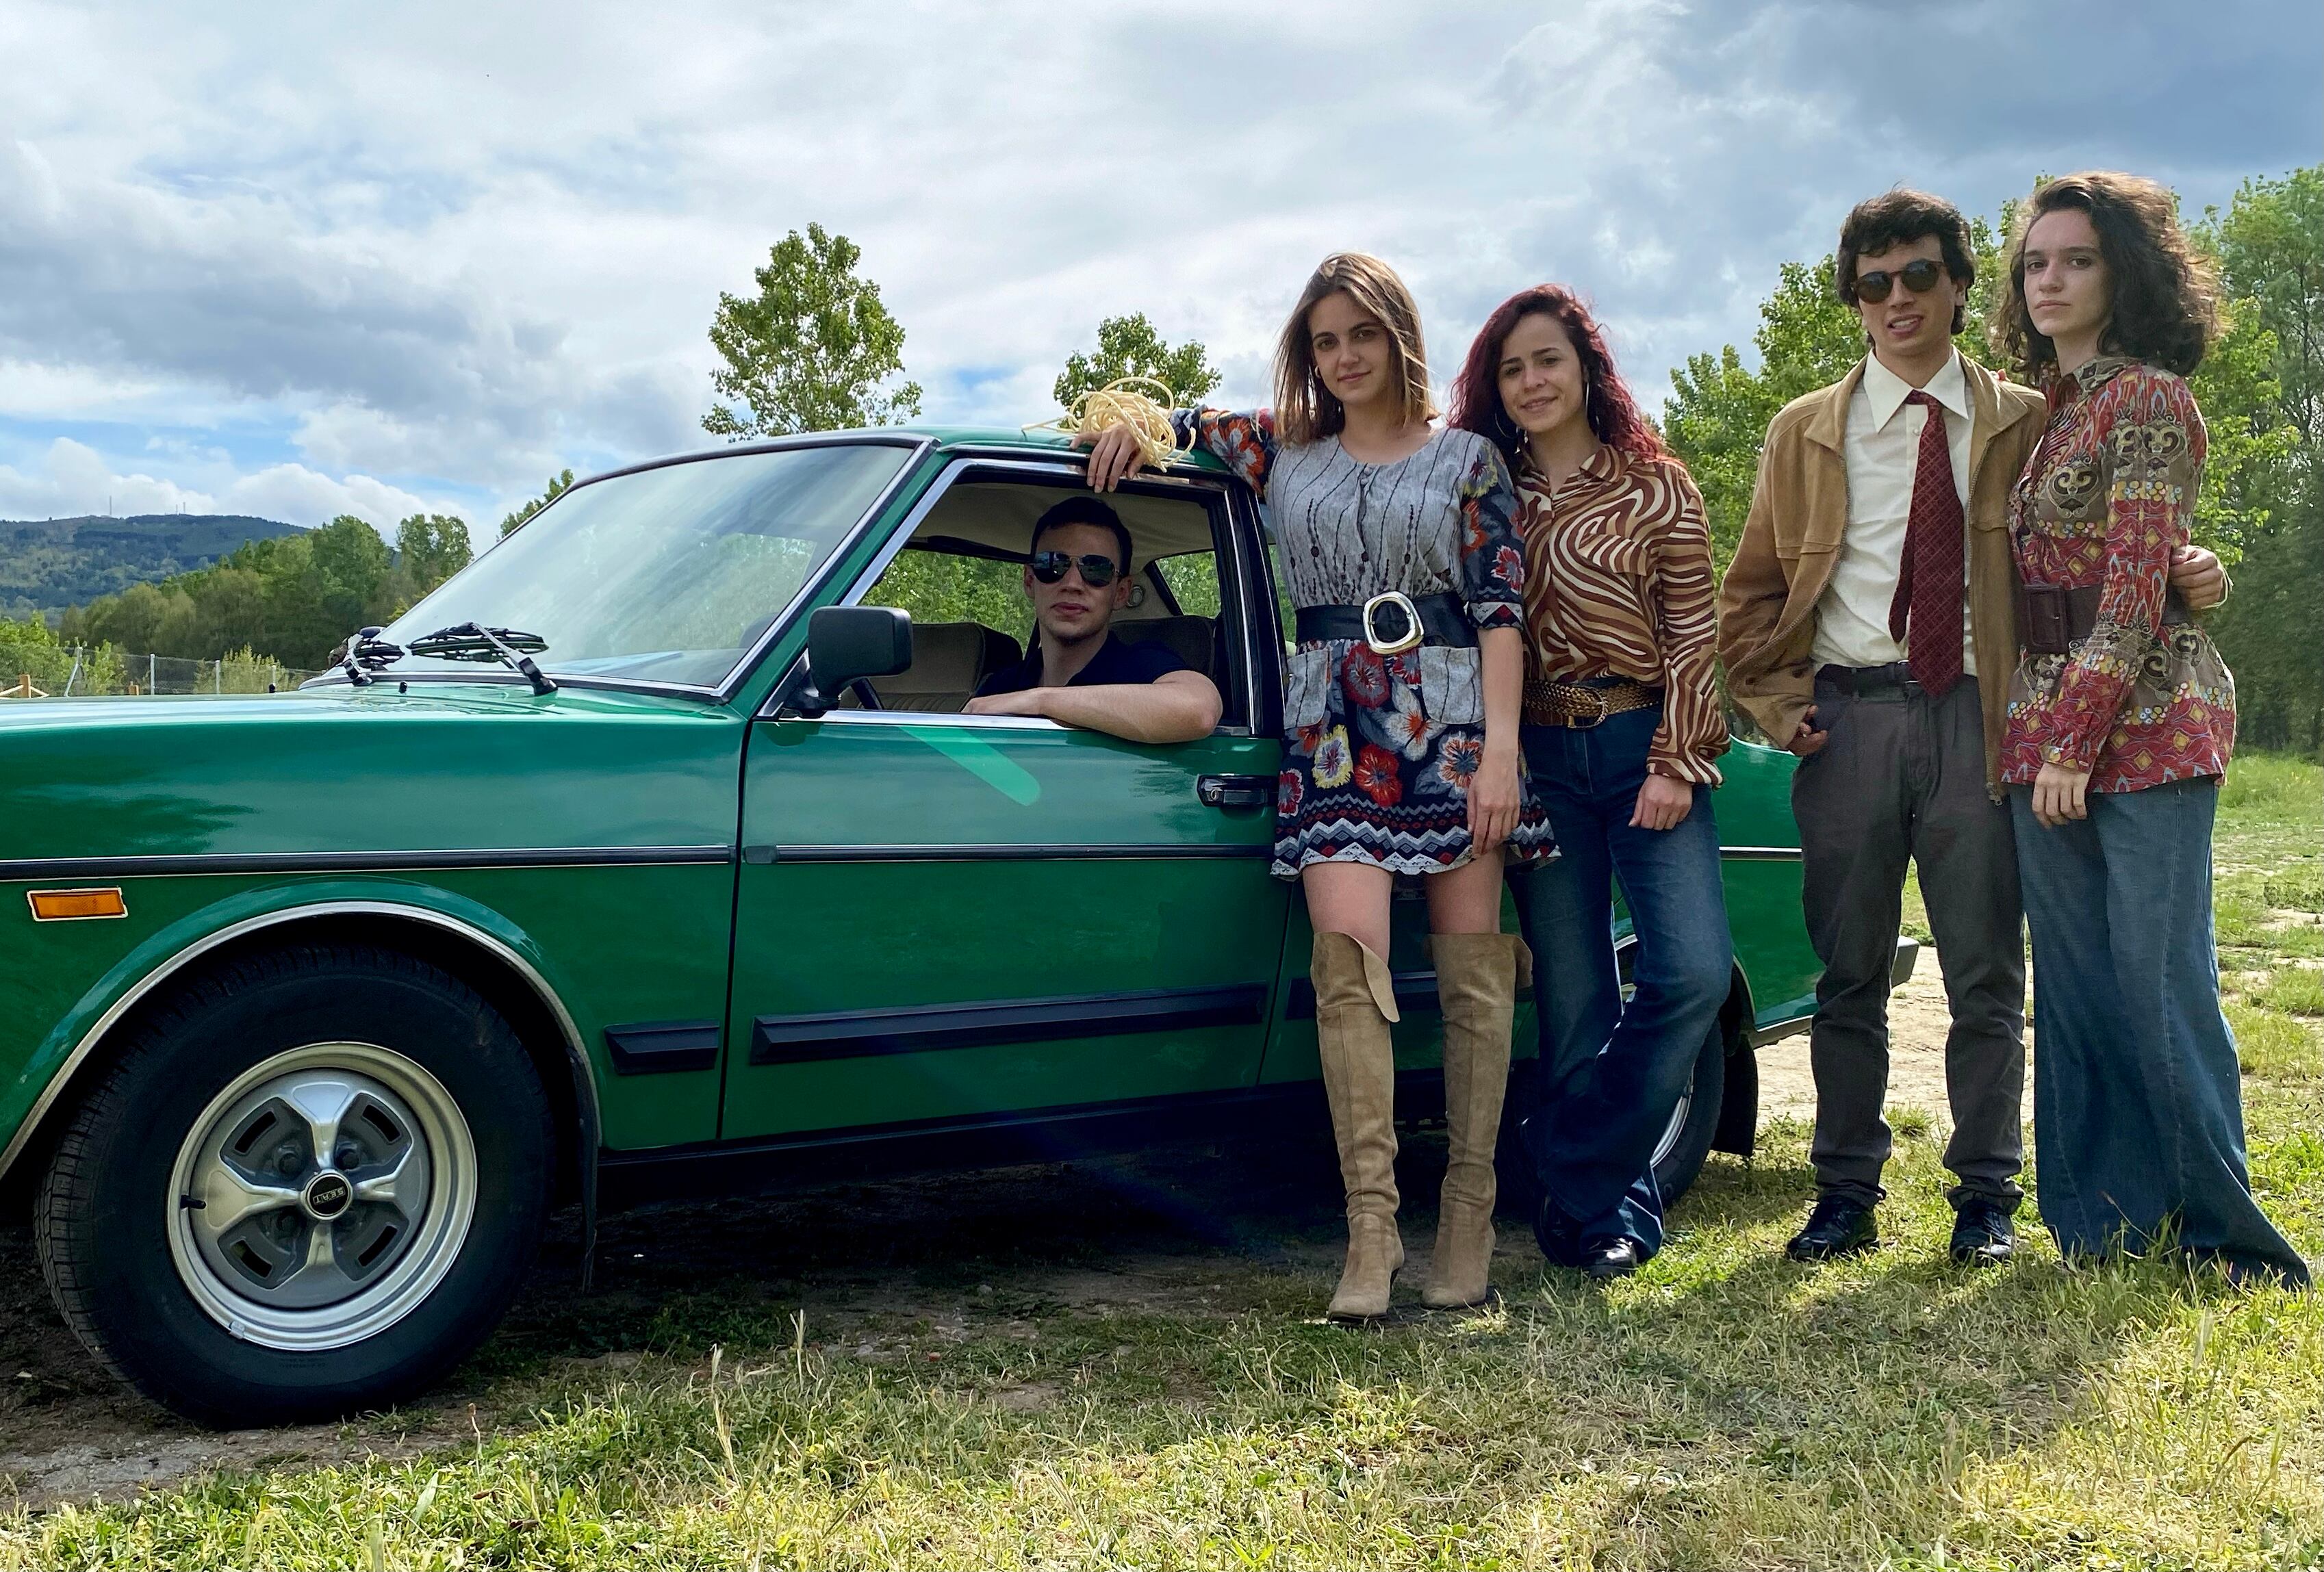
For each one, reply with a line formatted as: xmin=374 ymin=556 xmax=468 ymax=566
xmin=1887 ymin=389 xmax=1965 ymax=697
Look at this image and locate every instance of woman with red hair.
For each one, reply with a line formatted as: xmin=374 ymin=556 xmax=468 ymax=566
xmin=1449 ymin=286 xmax=1733 ymax=1280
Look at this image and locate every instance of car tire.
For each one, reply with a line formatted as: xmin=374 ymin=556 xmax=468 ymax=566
xmin=1492 ymin=986 xmax=1732 ymax=1220
xmin=34 ymin=943 xmax=552 ymax=1428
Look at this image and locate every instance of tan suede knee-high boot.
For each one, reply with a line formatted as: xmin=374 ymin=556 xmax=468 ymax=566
xmin=1423 ymin=932 xmax=1522 ymax=1309
xmin=1311 ymin=931 xmax=1404 ymax=1321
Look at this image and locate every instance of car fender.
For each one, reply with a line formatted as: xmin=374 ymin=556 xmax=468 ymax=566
xmin=0 ymin=883 xmax=600 ymax=1224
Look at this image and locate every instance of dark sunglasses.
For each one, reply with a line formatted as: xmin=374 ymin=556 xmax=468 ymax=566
xmin=1852 ymin=257 xmax=1947 ymax=303
xmin=1030 ymin=550 xmax=1121 ymax=587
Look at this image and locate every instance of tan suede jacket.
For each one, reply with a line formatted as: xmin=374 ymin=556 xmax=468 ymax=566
xmin=1716 ymin=356 xmax=2043 ymax=794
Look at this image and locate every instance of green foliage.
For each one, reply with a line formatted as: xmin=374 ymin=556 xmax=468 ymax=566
xmin=57 ymin=508 xmax=481 ymax=671
xmin=2210 ymin=168 xmax=2324 ymax=461
xmin=0 ymin=615 xmax=126 ymax=695
xmin=1052 ymin=313 xmax=1221 ymax=413
xmin=501 ymin=470 xmax=574 ymax=537
xmin=0 ymin=513 xmax=300 ymax=620
xmin=2184 ymin=300 xmax=2298 ymax=563
xmin=702 ymin=224 xmax=922 ymax=439
xmin=395 ymin=513 xmax=472 ymax=593
xmin=868 ymin=551 xmax=1030 ymax=641
xmin=2197 ymin=168 xmax=2324 ymax=754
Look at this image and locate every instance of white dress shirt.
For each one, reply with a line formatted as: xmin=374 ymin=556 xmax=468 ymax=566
xmin=1811 ymin=348 xmax=1977 ymax=675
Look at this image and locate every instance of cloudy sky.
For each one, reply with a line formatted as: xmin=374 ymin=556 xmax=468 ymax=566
xmin=1 ymin=0 xmax=2316 ymax=532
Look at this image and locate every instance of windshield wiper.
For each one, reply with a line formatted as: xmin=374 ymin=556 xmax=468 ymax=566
xmin=342 ymin=626 xmax=405 ymax=686
xmin=407 ymin=623 xmax=559 ymax=695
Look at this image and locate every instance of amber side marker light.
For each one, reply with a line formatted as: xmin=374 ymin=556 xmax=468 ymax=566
xmin=28 ymin=888 xmax=129 ymax=922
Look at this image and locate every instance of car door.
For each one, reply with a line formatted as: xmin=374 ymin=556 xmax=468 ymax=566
xmin=717 ymin=457 xmax=1292 ymax=1142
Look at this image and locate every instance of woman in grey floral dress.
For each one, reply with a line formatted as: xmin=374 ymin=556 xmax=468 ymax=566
xmin=1084 ymin=253 xmax=1555 ymax=1321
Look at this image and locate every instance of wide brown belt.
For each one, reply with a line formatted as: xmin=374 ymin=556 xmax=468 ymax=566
xmin=1524 ymin=678 xmax=1661 ymax=728
xmin=2017 ymin=580 xmax=2191 ymax=656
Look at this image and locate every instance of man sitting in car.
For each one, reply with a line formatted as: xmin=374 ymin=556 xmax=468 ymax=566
xmin=962 ymin=496 xmax=1224 ymax=743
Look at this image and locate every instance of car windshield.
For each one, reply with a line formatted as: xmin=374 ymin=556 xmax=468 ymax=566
xmin=377 ymin=443 xmax=914 ymax=689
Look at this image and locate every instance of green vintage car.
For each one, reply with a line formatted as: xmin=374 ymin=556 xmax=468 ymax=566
xmin=0 ymin=428 xmax=1874 ymax=1425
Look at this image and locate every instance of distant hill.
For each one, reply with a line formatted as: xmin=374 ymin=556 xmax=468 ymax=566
xmin=1 ymin=513 xmax=304 ymax=620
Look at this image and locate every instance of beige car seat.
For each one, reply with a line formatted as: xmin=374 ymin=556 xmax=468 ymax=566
xmin=862 ymin=622 xmax=1024 ymax=712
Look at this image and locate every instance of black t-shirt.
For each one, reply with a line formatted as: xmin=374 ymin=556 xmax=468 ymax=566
xmin=974 ymin=632 xmax=1188 ymax=698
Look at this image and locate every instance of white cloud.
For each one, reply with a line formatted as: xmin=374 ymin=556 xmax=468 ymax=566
xmin=219 ymin=464 xmax=444 ymax=532
xmin=0 ymin=0 xmax=2312 ymax=517
xmin=0 ymin=437 xmax=214 ymax=518
xmin=0 ymin=435 xmax=450 ymax=533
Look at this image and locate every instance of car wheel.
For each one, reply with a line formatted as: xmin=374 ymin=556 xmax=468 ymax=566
xmin=34 ymin=944 xmax=552 ymax=1427
xmin=1492 ymin=950 xmax=1735 ymax=1218
xmin=1646 ymin=1016 xmax=1726 ymax=1204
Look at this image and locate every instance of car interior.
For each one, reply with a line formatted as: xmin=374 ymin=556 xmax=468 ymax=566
xmin=845 ymin=480 xmax=1241 ymax=723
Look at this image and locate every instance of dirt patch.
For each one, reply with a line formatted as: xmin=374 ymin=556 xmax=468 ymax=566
xmin=1757 ymin=946 xmax=2017 ymax=1127
xmin=1 ymin=973 xmax=1978 ymax=1515
xmin=0 ymin=1136 xmax=1366 ymax=1511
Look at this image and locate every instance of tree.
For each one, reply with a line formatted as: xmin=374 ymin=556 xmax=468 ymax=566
xmin=1663 ymin=220 xmax=2002 ymax=569
xmin=702 ymin=224 xmax=923 ymax=439
xmin=500 ymin=471 xmax=574 ymax=537
xmin=2198 ymin=168 xmax=2324 ymax=753
xmin=395 ymin=513 xmax=473 ymax=592
xmin=1052 ymin=313 xmax=1221 ymax=411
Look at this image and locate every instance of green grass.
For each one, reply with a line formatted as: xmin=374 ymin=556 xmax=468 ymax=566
xmin=5 ymin=756 xmax=2322 ymax=1570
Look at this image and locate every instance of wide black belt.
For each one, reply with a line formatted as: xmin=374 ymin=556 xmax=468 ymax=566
xmin=1294 ymin=592 xmax=1476 ymax=652
xmin=1817 ymin=662 xmax=1919 ymax=695
xmin=2018 ymin=580 xmax=2191 ymax=656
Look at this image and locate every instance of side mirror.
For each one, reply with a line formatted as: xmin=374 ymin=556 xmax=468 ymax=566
xmin=793 ymin=606 xmax=912 ymax=717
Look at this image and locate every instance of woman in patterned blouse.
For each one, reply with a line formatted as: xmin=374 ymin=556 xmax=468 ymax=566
xmin=1084 ymin=253 xmax=1555 ymax=1320
xmin=1993 ymin=172 xmax=2307 ymax=1286
xmin=1448 ymin=286 xmax=1733 ymax=1281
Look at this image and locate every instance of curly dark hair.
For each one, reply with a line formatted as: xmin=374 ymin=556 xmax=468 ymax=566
xmin=1835 ymin=189 xmax=1976 ymax=335
xmin=1991 ymin=171 xmax=2218 ymax=381
xmin=1446 ymin=284 xmax=1668 ymax=469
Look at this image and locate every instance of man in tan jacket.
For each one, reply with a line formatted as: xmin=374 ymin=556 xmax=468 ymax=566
xmin=1718 ymin=188 xmax=2223 ymax=1267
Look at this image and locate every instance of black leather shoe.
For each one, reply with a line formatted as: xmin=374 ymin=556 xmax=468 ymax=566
xmin=1949 ymin=1200 xmax=2016 ymax=1266
xmin=1581 ymin=1237 xmax=1641 ymax=1280
xmin=1534 ymin=1194 xmax=1581 ymax=1269
xmin=1785 ymin=1198 xmax=1878 ymax=1261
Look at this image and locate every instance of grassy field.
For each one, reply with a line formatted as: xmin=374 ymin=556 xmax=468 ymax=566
xmin=4 ymin=758 xmax=2319 ymax=1570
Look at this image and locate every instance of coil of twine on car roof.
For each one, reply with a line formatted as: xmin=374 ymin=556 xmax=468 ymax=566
xmin=1029 ymin=376 xmax=1191 ymax=472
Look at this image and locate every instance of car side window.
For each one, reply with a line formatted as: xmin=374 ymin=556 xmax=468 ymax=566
xmin=841 ymin=478 xmax=1248 ymax=725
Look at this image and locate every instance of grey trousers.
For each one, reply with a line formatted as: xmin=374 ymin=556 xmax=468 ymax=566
xmin=1791 ymin=671 xmax=2026 ymax=1210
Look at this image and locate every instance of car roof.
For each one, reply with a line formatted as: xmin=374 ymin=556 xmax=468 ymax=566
xmin=588 ymin=424 xmax=1234 ymax=487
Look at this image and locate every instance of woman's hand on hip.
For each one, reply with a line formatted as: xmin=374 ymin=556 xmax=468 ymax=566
xmin=1468 ymin=744 xmax=1522 ymax=853
xmin=1630 ymin=771 xmax=1694 ymax=832
xmin=2030 ymin=761 xmax=2091 ymax=829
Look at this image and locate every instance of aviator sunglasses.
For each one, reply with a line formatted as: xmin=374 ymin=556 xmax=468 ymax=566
xmin=1029 ymin=550 xmax=1122 ymax=588
xmin=1851 ymin=257 xmax=1948 ymax=303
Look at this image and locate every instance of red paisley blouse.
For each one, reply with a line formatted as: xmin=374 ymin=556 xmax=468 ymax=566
xmin=1999 ymin=357 xmax=2234 ymax=791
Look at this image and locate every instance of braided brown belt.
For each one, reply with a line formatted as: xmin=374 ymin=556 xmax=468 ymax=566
xmin=1523 ymin=678 xmax=1661 ymax=729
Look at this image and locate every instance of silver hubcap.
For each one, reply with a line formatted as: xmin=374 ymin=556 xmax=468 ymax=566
xmin=168 ymin=1043 xmax=476 ymax=1350
xmin=1617 ymin=939 xmax=1697 ymax=1172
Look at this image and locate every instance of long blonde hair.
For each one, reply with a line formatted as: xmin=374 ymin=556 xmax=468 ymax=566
xmin=1271 ymin=253 xmax=1436 ymax=446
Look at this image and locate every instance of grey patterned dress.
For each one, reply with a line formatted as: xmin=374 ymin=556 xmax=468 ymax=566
xmin=1175 ymin=407 xmax=1557 ymax=878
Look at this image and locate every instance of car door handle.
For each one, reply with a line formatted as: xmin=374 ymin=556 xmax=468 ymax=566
xmin=1197 ymin=773 xmax=1274 ymax=809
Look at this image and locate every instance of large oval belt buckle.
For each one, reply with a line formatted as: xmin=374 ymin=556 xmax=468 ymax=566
xmin=1361 ymin=591 xmax=1425 ymax=656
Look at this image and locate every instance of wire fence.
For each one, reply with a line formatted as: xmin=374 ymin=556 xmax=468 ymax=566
xmin=0 ymin=645 xmax=324 ymax=699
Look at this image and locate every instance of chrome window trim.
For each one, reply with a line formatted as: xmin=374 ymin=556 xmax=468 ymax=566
xmin=0 ymin=901 xmax=600 ymax=1186
xmin=786 ymin=709 xmax=1069 ymax=732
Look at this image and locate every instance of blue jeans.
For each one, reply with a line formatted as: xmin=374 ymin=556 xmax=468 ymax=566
xmin=1514 ymin=705 xmax=1733 ymax=1261
xmin=2010 ymin=777 xmax=2310 ymax=1286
